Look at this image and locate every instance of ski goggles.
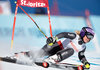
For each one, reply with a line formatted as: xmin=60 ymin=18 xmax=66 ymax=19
xmin=86 ymin=34 xmax=94 ymax=40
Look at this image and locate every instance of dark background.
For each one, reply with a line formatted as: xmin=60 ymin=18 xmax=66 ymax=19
xmin=1 ymin=0 xmax=100 ymax=16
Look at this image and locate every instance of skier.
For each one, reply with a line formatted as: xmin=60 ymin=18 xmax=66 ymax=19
xmin=36 ymin=27 xmax=95 ymax=69
xmin=0 ymin=27 xmax=94 ymax=69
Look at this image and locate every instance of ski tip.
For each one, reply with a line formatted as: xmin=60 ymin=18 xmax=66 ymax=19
xmin=35 ymin=62 xmax=49 ymax=68
xmin=77 ymin=65 xmax=84 ymax=70
xmin=42 ymin=62 xmax=49 ymax=68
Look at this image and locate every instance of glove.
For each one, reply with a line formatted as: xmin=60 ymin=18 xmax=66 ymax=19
xmin=84 ymin=61 xmax=90 ymax=69
xmin=46 ymin=37 xmax=58 ymax=46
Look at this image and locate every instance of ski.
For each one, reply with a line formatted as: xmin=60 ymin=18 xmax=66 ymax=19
xmin=35 ymin=61 xmax=85 ymax=70
xmin=0 ymin=56 xmax=86 ymax=70
xmin=0 ymin=56 xmax=17 ymax=63
xmin=0 ymin=51 xmax=30 ymax=63
xmin=35 ymin=61 xmax=49 ymax=68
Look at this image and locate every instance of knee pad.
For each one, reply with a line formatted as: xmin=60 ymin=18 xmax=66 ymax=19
xmin=57 ymin=48 xmax=74 ymax=62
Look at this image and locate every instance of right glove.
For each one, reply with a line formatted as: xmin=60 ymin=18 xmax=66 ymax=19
xmin=46 ymin=37 xmax=58 ymax=46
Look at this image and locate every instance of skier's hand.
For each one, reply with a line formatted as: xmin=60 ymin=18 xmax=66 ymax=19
xmin=84 ymin=61 xmax=90 ymax=69
xmin=46 ymin=37 xmax=58 ymax=46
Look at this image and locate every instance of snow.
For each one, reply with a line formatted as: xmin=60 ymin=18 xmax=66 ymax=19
xmin=0 ymin=47 xmax=100 ymax=70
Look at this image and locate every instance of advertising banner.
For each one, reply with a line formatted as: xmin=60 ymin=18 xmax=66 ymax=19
xmin=17 ymin=0 xmax=48 ymax=7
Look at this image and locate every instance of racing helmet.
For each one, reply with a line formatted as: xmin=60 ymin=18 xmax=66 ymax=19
xmin=80 ymin=27 xmax=95 ymax=40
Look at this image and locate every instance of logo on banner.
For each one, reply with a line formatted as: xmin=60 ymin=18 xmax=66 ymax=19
xmin=21 ymin=0 xmax=46 ymax=7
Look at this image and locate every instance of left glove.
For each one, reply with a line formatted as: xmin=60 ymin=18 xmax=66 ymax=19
xmin=84 ymin=61 xmax=90 ymax=69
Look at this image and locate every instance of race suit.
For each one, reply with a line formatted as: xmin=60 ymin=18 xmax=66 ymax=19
xmin=15 ymin=32 xmax=88 ymax=65
xmin=42 ymin=32 xmax=88 ymax=63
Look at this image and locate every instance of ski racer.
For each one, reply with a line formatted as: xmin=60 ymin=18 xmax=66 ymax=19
xmin=37 ymin=27 xmax=95 ymax=69
xmin=0 ymin=27 xmax=95 ymax=69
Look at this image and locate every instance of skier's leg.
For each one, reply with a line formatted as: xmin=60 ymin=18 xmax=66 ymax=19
xmin=44 ymin=48 xmax=74 ymax=63
xmin=34 ymin=43 xmax=62 ymax=63
xmin=42 ymin=42 xmax=62 ymax=56
xmin=34 ymin=44 xmax=54 ymax=59
xmin=56 ymin=48 xmax=74 ymax=62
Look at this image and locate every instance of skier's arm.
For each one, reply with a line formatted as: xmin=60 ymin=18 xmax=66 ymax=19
xmin=56 ymin=32 xmax=76 ymax=40
xmin=78 ymin=47 xmax=87 ymax=63
xmin=46 ymin=32 xmax=76 ymax=46
xmin=78 ymin=47 xmax=90 ymax=69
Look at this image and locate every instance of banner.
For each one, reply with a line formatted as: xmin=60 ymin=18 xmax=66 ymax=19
xmin=17 ymin=0 xmax=49 ymax=7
